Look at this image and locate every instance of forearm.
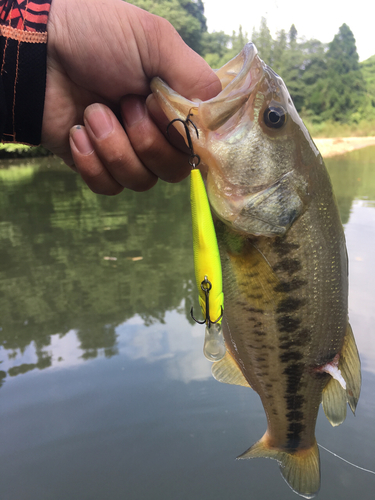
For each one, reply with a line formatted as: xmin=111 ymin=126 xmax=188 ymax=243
xmin=0 ymin=0 xmax=52 ymax=145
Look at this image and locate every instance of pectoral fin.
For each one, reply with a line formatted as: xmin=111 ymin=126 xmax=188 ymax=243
xmin=211 ymin=350 xmax=251 ymax=388
xmin=322 ymin=323 xmax=361 ymax=426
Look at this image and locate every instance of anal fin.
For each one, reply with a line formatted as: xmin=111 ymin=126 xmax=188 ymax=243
xmin=322 ymin=377 xmax=347 ymax=426
xmin=322 ymin=322 xmax=361 ymax=426
xmin=340 ymin=323 xmax=361 ymax=414
xmin=211 ymin=350 xmax=251 ymax=388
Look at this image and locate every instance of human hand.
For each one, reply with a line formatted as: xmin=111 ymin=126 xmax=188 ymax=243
xmin=43 ymin=0 xmax=221 ymax=194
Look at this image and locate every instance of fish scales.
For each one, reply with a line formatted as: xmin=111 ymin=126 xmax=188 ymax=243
xmin=217 ymin=186 xmax=346 ymax=449
xmin=151 ymin=42 xmax=361 ymax=499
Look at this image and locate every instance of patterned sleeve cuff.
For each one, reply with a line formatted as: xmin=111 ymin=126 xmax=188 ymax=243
xmin=0 ymin=0 xmax=52 ymax=145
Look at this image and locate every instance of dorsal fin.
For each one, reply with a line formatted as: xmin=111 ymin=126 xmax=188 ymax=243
xmin=211 ymin=350 xmax=251 ymax=388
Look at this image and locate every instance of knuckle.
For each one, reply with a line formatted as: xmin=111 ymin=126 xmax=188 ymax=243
xmin=81 ymin=168 xmax=123 ymax=196
xmin=90 ymin=184 xmax=123 ymax=196
xmin=130 ymin=176 xmax=158 ymax=192
xmin=163 ymin=168 xmax=190 ymax=184
xmin=135 ymin=133 xmax=159 ymax=156
xmin=104 ymin=154 xmax=127 ymax=172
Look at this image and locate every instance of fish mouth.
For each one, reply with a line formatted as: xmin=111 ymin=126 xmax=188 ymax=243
xmin=150 ymin=44 xmax=268 ymax=231
xmin=150 ymin=43 xmax=264 ymax=137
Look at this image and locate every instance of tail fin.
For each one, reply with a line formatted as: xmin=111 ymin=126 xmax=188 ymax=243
xmin=237 ymin=435 xmax=320 ymax=499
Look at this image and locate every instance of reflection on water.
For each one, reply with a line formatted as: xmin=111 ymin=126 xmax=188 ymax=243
xmin=0 ymin=157 xmax=199 ymax=382
xmin=0 ymin=150 xmax=375 ymax=499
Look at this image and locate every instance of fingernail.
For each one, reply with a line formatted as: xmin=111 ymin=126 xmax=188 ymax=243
xmin=70 ymin=125 xmax=94 ymax=155
xmin=85 ymin=103 xmax=113 ymax=139
xmin=122 ymin=96 xmax=146 ymax=127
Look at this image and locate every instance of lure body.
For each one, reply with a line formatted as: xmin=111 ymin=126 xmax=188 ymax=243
xmin=190 ymin=168 xmax=225 ymax=361
xmin=190 ymin=168 xmax=223 ymax=324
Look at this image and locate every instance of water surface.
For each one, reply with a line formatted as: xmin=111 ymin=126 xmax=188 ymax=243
xmin=0 ymin=149 xmax=375 ymax=499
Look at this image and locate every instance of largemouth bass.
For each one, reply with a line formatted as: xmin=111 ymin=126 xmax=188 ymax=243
xmin=151 ymin=43 xmax=361 ymax=498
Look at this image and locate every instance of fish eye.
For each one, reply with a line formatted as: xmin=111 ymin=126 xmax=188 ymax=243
xmin=263 ymin=105 xmax=287 ymax=129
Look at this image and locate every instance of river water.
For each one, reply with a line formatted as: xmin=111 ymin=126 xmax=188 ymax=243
xmin=0 ymin=148 xmax=374 ymax=500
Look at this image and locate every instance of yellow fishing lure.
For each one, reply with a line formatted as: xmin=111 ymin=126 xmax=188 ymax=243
xmin=190 ymin=167 xmax=225 ymax=361
xmin=166 ymin=114 xmax=225 ymax=361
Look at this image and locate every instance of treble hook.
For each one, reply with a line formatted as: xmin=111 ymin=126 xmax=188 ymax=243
xmin=191 ymin=277 xmax=224 ymax=328
xmin=167 ymin=113 xmax=201 ymax=168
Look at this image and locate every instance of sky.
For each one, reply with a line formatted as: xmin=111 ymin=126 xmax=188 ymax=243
xmin=203 ymin=0 xmax=374 ymax=62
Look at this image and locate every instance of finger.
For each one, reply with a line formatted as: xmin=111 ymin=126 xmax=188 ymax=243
xmin=83 ymin=103 xmax=158 ymax=192
xmin=69 ymin=125 xmax=124 ymax=195
xmin=145 ymin=94 xmax=190 ymax=154
xmin=121 ymin=95 xmax=191 ymax=183
xmin=131 ymin=9 xmax=222 ymax=101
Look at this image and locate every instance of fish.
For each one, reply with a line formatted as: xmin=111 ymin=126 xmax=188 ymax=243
xmin=151 ymin=43 xmax=361 ymax=498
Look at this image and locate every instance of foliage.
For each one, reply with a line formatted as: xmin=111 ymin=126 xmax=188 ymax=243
xmin=361 ymin=54 xmax=375 ymax=99
xmin=307 ymin=24 xmax=366 ymax=122
xmin=128 ymin=0 xmax=207 ymax=53
xmin=200 ymin=18 xmax=373 ymax=128
xmin=201 ymin=26 xmax=249 ymax=68
xmin=0 ymin=143 xmax=51 ymax=158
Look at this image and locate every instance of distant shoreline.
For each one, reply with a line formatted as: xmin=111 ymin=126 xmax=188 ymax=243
xmin=313 ymin=137 xmax=375 ymax=157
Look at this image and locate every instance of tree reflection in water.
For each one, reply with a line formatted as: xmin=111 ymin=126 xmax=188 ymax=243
xmin=0 ymin=157 xmax=198 ymax=384
xmin=1 ymin=147 xmax=375 ymax=386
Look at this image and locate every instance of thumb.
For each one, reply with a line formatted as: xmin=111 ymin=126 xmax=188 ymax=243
xmin=132 ymin=7 xmax=221 ymax=101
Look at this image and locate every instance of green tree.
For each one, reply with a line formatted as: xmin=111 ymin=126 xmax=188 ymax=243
xmin=360 ymin=55 xmax=375 ymax=120
xmin=271 ymin=29 xmax=287 ymax=75
xmin=288 ymin=24 xmax=298 ymax=46
xmin=308 ymin=24 xmax=365 ymax=122
xmin=201 ymin=30 xmax=230 ymax=68
xmin=202 ymin=26 xmax=248 ymax=68
xmin=128 ymin=0 xmax=208 ymax=54
xmin=251 ymin=17 xmax=273 ymax=63
xmin=361 ymin=54 xmax=375 ymax=99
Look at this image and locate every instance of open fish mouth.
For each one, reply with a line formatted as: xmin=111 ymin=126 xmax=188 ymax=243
xmin=151 ymin=43 xmax=264 ymax=136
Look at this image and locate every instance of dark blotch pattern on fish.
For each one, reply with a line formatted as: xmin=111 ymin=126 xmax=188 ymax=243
xmin=282 ymin=363 xmax=306 ymax=448
xmin=283 ymin=363 xmax=305 ymax=394
xmin=274 ymin=277 xmax=307 ymax=293
xmin=277 ymin=315 xmax=301 ymax=333
xmin=273 ymin=239 xmax=300 ymax=256
xmin=285 ymin=394 xmax=305 ymax=410
xmin=275 ymin=258 xmax=302 ymax=276
xmin=253 ymin=330 xmax=266 ymax=337
xmin=286 ymin=410 xmax=304 ymax=422
xmin=287 ymin=422 xmax=306 ymax=448
xmin=245 ymin=306 xmax=264 ymax=314
xmin=246 ymin=271 xmax=260 ymax=278
xmin=280 ymin=351 xmax=303 ymax=363
xmin=276 ymin=297 xmax=305 ymax=314
xmin=279 ymin=328 xmax=312 ymax=349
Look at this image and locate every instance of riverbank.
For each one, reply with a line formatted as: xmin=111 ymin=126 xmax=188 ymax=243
xmin=313 ymin=137 xmax=375 ymax=157
xmin=1 ymin=136 xmax=375 ymax=160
